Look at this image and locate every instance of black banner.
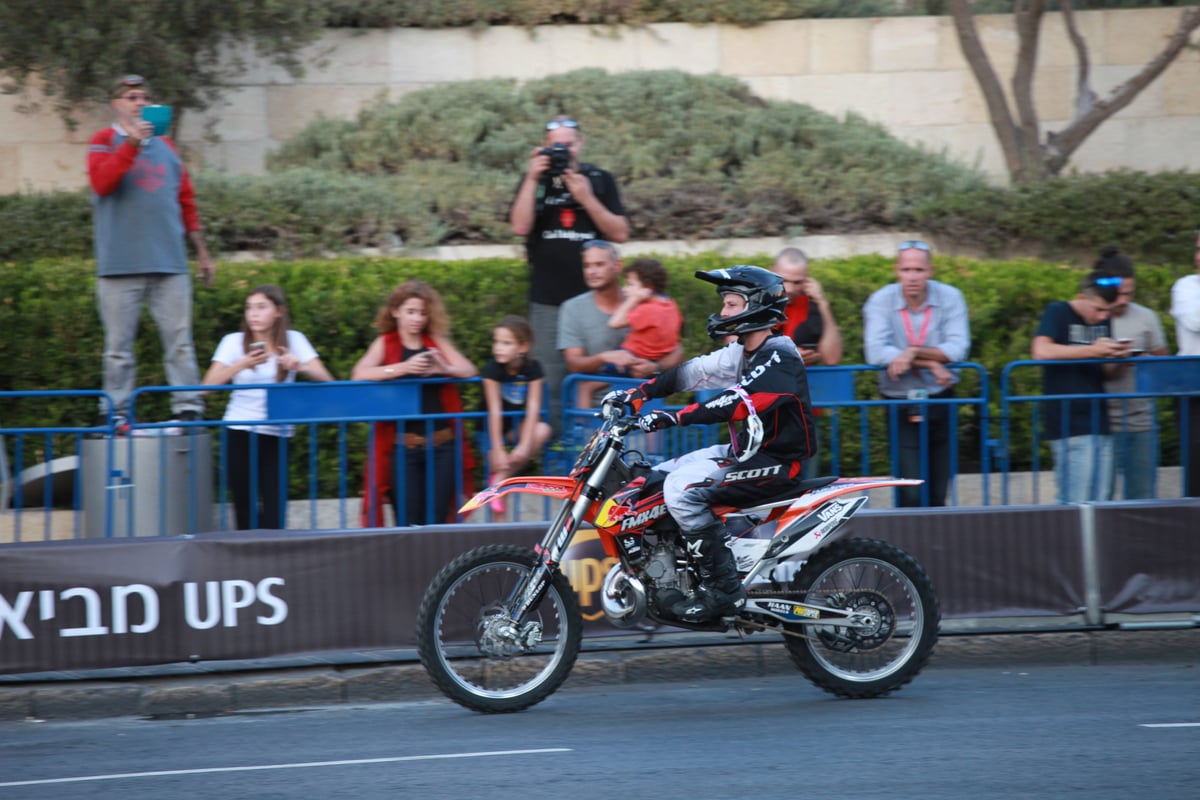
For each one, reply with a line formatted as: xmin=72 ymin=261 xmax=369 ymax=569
xmin=3 ymin=502 xmax=1199 ymax=675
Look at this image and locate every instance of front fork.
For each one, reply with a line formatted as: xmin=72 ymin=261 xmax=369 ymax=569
xmin=505 ymin=445 xmax=624 ymax=623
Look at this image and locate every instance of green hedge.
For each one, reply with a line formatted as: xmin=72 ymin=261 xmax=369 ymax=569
xmin=1 ymin=253 xmax=1188 ymax=492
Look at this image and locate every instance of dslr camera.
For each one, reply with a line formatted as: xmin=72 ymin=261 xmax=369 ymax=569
xmin=538 ymin=142 xmax=571 ymax=177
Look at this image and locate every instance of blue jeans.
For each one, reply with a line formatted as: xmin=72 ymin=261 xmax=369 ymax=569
xmin=96 ymin=273 xmax=202 ymax=418
xmin=1049 ymin=434 xmax=1114 ymax=504
xmin=1111 ymin=428 xmax=1157 ymax=500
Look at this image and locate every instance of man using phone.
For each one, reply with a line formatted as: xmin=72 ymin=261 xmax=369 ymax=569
xmin=1094 ymin=247 xmax=1169 ymax=499
xmin=1032 ymin=269 xmax=1133 ymax=503
xmin=87 ymin=74 xmax=214 ymax=430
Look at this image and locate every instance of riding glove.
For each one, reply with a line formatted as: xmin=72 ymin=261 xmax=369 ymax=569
xmin=602 ymin=386 xmax=647 ymax=416
xmin=636 ymin=409 xmax=678 ymax=433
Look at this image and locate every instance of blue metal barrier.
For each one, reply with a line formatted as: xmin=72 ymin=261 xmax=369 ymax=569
xmin=999 ymin=356 xmax=1200 ymax=505
xmin=4 ymin=357 xmax=1195 ymax=543
xmin=563 ymin=364 xmax=992 ymax=507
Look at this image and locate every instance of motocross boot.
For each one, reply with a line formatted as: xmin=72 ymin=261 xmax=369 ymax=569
xmin=671 ymin=522 xmax=747 ymax=623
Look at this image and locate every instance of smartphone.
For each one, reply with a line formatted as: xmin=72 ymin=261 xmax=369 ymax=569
xmin=249 ymin=341 xmax=267 ymax=352
xmin=1117 ymin=338 xmax=1133 ymax=345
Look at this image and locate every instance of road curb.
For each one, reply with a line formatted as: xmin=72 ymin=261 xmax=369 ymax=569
xmin=1 ymin=628 xmax=1195 ymax=721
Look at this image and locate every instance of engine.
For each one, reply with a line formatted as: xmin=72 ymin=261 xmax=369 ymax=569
xmin=601 ymin=542 xmax=690 ymax=628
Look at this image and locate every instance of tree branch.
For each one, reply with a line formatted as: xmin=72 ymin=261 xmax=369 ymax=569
xmin=948 ymin=0 xmax=1028 ymax=181
xmin=1061 ymin=0 xmax=1097 ymax=120
xmin=1045 ymin=7 xmax=1200 ymax=175
xmin=1011 ymin=0 xmax=1047 ymax=180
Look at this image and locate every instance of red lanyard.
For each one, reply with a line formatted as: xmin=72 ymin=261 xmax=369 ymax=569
xmin=901 ymin=307 xmax=932 ymax=347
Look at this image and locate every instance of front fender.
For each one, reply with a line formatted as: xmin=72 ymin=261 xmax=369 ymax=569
xmin=459 ymin=476 xmax=577 ymax=513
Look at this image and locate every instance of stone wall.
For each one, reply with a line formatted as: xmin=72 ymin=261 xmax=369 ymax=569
xmin=2 ymin=8 xmax=1198 ymax=194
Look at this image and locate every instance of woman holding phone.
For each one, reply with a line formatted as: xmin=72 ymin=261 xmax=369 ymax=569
xmin=203 ymin=284 xmax=334 ymax=529
xmin=352 ymin=279 xmax=478 ymax=527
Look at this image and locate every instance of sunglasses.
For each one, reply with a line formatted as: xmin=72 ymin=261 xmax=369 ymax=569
xmin=1093 ymin=276 xmax=1122 ymax=287
xmin=121 ymin=92 xmax=153 ymax=102
xmin=545 ymin=119 xmax=579 ymax=131
xmin=582 ymin=239 xmax=618 ymax=254
xmin=898 ymin=240 xmax=932 ymax=252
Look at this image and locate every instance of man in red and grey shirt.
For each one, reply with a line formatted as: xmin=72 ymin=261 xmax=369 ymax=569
xmin=88 ymin=74 xmax=214 ymax=428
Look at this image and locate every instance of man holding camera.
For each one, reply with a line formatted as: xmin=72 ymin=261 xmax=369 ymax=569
xmin=88 ymin=74 xmax=214 ymax=430
xmin=509 ymin=116 xmax=629 ymax=431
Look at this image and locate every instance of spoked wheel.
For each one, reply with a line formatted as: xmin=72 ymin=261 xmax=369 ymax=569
xmin=784 ymin=537 xmax=939 ymax=699
xmin=416 ymin=544 xmax=582 ymax=713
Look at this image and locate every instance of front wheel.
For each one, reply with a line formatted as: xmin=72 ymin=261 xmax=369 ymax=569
xmin=416 ymin=544 xmax=583 ymax=713
xmin=784 ymin=537 xmax=939 ymax=699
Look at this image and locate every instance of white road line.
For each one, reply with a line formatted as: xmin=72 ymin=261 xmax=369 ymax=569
xmin=0 ymin=747 xmax=573 ymax=788
xmin=1139 ymin=723 xmax=1200 ymax=728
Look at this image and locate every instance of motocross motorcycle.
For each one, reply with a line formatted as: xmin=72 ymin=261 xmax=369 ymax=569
xmin=416 ymin=400 xmax=940 ymax=714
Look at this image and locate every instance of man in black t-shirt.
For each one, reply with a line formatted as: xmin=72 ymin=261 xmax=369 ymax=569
xmin=1032 ymin=270 xmax=1132 ymax=503
xmin=509 ymin=116 xmax=629 ymax=432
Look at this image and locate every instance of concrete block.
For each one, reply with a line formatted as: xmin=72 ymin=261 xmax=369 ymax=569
xmin=889 ymin=123 xmax=1008 ymax=181
xmin=264 ymin=84 xmax=396 ymax=141
xmin=719 ymin=19 xmax=810 ymax=77
xmin=1159 ymin=61 xmax=1200 ymax=116
xmin=1116 ymin=117 xmax=1200 ymax=173
xmin=888 ymin=71 xmax=971 ymax=127
xmin=232 ymin=671 xmax=344 ymax=709
xmin=0 ymin=146 xmax=20 ymax=195
xmin=179 ymin=87 xmax=270 ymax=143
xmin=0 ymin=687 xmax=33 ymax=721
xmin=191 ymin=140 xmax=272 ymax=176
xmin=869 ymin=16 xmax=942 ymax=73
xmin=475 ymin=26 xmax=556 ymax=79
xmin=630 ymin=23 xmax=721 ymax=74
xmin=389 ymin=28 xmax=478 ymax=83
xmin=342 ymin=664 xmax=439 ymax=702
xmin=1036 ymin=10 xmax=1107 ymax=70
xmin=1101 ymin=7 xmax=1194 ymax=67
xmin=0 ymin=93 xmax=69 ymax=145
xmin=304 ymin=29 xmax=395 ymax=85
xmin=545 ymin=25 xmax=638 ymax=73
xmin=16 ymin=142 xmax=89 ymax=192
xmin=1092 ymin=64 xmax=1165 ymax=119
xmin=789 ymin=73 xmax=892 ymax=125
xmin=138 ymin=680 xmax=233 ymax=718
xmin=809 ymin=18 xmax=871 ymax=74
xmin=1031 ymin=65 xmax=1076 ymax=122
xmin=31 ymin=683 xmax=142 ymax=720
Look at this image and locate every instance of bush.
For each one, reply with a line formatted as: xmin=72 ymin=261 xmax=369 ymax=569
xmin=1 ymin=253 xmax=1186 ymax=488
xmin=915 ymin=169 xmax=1200 ymax=266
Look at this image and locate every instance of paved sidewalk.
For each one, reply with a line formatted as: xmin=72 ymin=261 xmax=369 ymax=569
xmin=1 ymin=627 xmax=1196 ymax=722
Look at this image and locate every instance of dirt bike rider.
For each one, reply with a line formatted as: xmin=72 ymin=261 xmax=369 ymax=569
xmin=604 ymin=265 xmax=817 ymax=623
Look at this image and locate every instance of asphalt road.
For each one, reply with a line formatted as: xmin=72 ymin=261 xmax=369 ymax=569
xmin=1 ymin=658 xmax=1197 ymax=800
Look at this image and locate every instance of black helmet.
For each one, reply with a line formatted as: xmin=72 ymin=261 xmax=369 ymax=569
xmin=696 ymin=266 xmax=788 ymax=339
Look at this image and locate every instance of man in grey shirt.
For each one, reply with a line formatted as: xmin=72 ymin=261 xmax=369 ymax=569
xmin=558 ymin=241 xmax=682 ymax=427
xmin=1096 ymin=247 xmax=1169 ymax=499
xmin=863 ymin=240 xmax=971 ymax=506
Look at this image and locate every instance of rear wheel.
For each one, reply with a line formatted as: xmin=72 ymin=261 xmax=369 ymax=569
xmin=416 ymin=544 xmax=582 ymax=713
xmin=784 ymin=538 xmax=939 ymax=699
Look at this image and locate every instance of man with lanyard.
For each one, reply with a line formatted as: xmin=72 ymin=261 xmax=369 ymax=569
xmin=509 ymin=116 xmax=629 ymax=431
xmin=863 ymin=240 xmax=971 ymax=506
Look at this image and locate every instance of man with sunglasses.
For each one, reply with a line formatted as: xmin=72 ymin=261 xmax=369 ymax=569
xmin=864 ymin=240 xmax=971 ymax=506
xmin=87 ymin=74 xmax=214 ymax=430
xmin=509 ymin=116 xmax=629 ymax=431
xmin=1032 ymin=270 xmax=1132 ymax=503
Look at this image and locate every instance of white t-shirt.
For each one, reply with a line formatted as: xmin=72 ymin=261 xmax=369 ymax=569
xmin=1171 ymin=273 xmax=1200 ymax=356
xmin=211 ymin=330 xmax=319 ymax=436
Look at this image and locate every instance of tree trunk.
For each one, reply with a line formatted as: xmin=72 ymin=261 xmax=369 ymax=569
xmin=949 ymin=3 xmax=1200 ymax=183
